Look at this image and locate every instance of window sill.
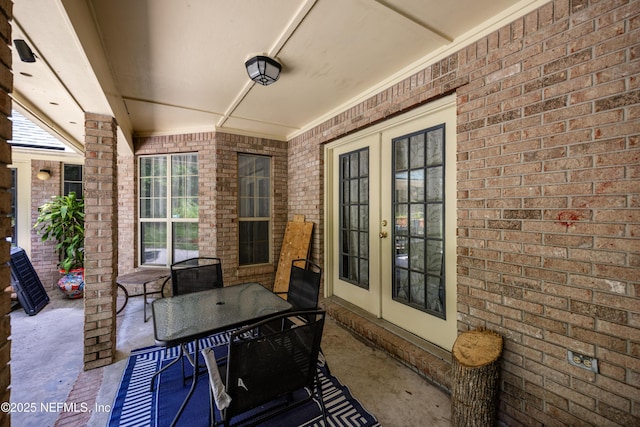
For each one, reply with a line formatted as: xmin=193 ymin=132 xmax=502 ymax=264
xmin=237 ymin=263 xmax=274 ymax=278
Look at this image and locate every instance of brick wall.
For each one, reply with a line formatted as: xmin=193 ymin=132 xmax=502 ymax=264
xmin=117 ymin=155 xmax=136 ymax=274
xmin=456 ymin=2 xmax=639 ymax=425
xmin=83 ymin=113 xmax=118 ymax=369
xmin=213 ymin=132 xmax=288 ymax=288
xmin=289 ymin=0 xmax=640 ymax=425
xmin=288 ymin=139 xmax=323 ymax=268
xmin=30 ymin=160 xmax=62 ymax=287
xmin=133 ymin=132 xmax=288 ymax=289
xmin=0 ymin=2 xmax=10 ymax=424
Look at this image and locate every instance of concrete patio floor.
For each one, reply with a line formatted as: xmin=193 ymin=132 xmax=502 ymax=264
xmin=10 ymin=286 xmax=451 ymax=426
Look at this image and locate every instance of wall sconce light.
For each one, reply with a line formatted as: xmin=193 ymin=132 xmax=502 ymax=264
xmin=37 ymin=169 xmax=51 ymax=181
xmin=13 ymin=39 xmax=36 ymax=63
xmin=245 ymin=55 xmax=281 ymax=86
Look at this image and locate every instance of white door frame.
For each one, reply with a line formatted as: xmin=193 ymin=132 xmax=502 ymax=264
xmin=324 ymin=95 xmax=457 ymax=350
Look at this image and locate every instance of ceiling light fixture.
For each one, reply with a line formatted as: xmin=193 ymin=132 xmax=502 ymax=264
xmin=13 ymin=39 xmax=36 ymax=63
xmin=245 ymin=56 xmax=281 ymax=86
xmin=37 ymin=169 xmax=51 ymax=181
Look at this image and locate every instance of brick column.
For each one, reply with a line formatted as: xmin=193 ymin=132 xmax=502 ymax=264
xmin=83 ymin=113 xmax=117 ymax=369
xmin=0 ymin=3 xmax=12 ymax=424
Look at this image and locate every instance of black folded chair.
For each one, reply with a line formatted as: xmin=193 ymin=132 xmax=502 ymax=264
xmin=269 ymin=259 xmax=330 ymax=373
xmin=280 ymin=258 xmax=321 ymax=310
xmin=201 ymin=309 xmax=327 ymax=427
xmin=269 ymin=258 xmax=321 ymax=328
xmin=150 ymin=257 xmax=224 ymax=391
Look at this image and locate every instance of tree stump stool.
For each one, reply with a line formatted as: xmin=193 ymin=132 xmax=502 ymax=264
xmin=451 ymin=328 xmax=503 ymax=427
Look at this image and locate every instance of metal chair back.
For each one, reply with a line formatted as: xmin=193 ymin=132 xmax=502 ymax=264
xmin=171 ymin=257 xmax=223 ymax=296
xmin=218 ymin=309 xmax=327 ymax=425
xmin=286 ymin=259 xmax=321 ymax=312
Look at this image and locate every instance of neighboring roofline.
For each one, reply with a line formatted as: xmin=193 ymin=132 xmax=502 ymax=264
xmin=9 ymin=142 xmax=65 ymax=151
xmin=10 ymin=108 xmax=72 ymax=152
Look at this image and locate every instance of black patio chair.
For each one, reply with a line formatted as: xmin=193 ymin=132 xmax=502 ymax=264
xmin=171 ymin=257 xmax=224 ymax=296
xmin=201 ymin=309 xmax=327 ymax=427
xmin=269 ymin=259 xmax=330 ymax=373
xmin=150 ymin=257 xmax=224 ymax=390
xmin=279 ymin=259 xmax=321 ymax=311
xmin=265 ymin=258 xmax=322 ymax=331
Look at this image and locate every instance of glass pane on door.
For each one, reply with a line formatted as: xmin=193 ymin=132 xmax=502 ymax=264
xmin=339 ymin=148 xmax=369 ymax=289
xmin=392 ymin=125 xmax=446 ymax=318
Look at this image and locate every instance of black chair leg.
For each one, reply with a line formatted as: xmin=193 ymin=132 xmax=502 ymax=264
xmin=180 ymin=343 xmax=207 ymax=386
xmin=315 ymin=374 xmax=328 ymax=426
xmin=181 ymin=346 xmax=187 ymax=386
xmin=318 ymin=348 xmax=331 ymax=376
xmin=208 ymin=386 xmax=215 ymax=427
xmin=150 ymin=346 xmax=183 ymax=392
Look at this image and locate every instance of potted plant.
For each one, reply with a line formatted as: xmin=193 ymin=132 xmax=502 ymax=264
xmin=34 ymin=192 xmax=85 ymax=298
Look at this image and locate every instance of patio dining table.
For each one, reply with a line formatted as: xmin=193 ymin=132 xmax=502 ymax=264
xmin=151 ymin=282 xmax=293 ymax=427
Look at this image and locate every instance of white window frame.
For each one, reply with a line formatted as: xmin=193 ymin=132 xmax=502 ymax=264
xmin=138 ymin=153 xmax=199 ymax=267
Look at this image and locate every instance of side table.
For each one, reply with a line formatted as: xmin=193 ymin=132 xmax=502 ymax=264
xmin=116 ymin=268 xmax=170 ymax=322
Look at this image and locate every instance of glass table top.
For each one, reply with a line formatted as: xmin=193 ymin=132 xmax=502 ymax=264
xmin=116 ymin=268 xmax=170 ymax=285
xmin=152 ymin=282 xmax=292 ymax=346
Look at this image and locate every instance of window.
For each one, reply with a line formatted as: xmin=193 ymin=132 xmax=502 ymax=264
xmin=139 ymin=154 xmax=198 ymax=266
xmin=238 ymin=154 xmax=271 ymax=265
xmin=339 ymin=148 xmax=369 ymax=289
xmin=393 ymin=125 xmax=446 ymax=318
xmin=63 ymin=164 xmax=83 ymax=197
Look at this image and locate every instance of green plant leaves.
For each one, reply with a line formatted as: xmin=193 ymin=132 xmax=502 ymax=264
xmin=34 ymin=192 xmax=84 ymax=272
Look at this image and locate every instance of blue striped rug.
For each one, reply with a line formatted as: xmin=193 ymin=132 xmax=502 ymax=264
xmin=108 ymin=333 xmax=380 ymax=426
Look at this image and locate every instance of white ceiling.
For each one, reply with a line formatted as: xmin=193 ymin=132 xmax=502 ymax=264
xmin=11 ymin=0 xmax=542 ymax=154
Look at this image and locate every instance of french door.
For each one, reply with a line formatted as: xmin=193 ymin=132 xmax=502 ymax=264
xmin=325 ymin=96 xmax=457 ymax=350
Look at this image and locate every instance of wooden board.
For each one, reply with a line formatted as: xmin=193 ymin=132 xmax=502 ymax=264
xmin=273 ymin=215 xmax=313 ymax=294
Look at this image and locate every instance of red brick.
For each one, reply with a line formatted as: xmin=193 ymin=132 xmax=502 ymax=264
xmin=19 ymin=1 xmax=635 ymax=425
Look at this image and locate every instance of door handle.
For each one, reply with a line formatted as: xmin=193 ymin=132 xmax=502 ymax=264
xmin=379 ymin=231 xmax=388 ymax=238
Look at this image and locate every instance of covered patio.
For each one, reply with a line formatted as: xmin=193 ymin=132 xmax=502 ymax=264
xmin=3 ymin=0 xmax=639 ymax=426
xmin=10 ymin=288 xmax=451 ymax=426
